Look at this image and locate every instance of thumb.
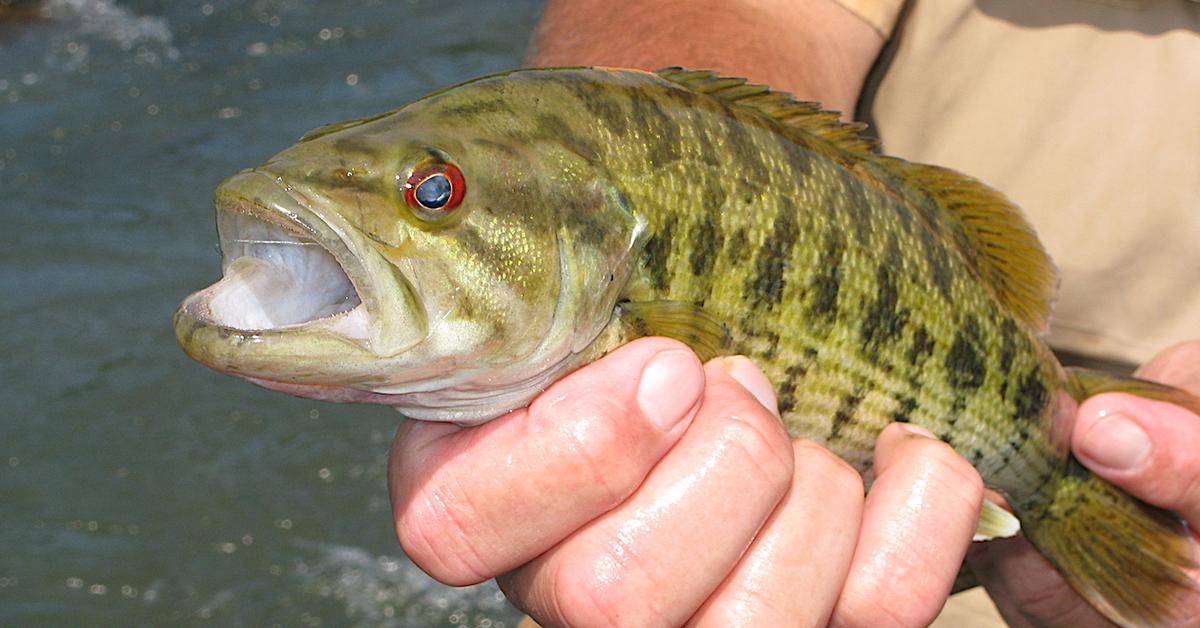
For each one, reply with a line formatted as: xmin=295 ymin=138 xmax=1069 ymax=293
xmin=390 ymin=337 xmax=705 ymax=584
xmin=1073 ymin=393 xmax=1200 ymax=527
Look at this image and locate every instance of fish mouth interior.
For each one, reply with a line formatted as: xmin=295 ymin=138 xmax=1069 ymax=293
xmin=202 ymin=208 xmax=365 ymax=333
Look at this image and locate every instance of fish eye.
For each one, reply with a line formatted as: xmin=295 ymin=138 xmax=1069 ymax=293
xmin=403 ymin=162 xmax=465 ymax=216
xmin=416 ymin=174 xmax=451 ymax=208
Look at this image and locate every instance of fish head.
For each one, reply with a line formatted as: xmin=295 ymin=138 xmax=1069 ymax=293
xmin=175 ymin=72 xmax=645 ymax=423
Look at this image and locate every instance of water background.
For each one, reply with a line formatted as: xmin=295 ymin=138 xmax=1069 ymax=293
xmin=1 ymin=1 xmax=542 ymax=624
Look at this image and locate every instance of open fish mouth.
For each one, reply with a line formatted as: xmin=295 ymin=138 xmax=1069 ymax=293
xmin=176 ymin=169 xmax=377 ymax=355
xmin=174 ymin=167 xmax=412 ymax=399
xmin=205 ymin=206 xmax=366 ymax=335
xmin=176 ymin=168 xmax=428 ymax=392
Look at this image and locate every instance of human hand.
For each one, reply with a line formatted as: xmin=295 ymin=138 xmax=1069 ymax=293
xmin=968 ymin=341 xmax=1200 ymax=627
xmin=389 ymin=338 xmax=987 ymax=626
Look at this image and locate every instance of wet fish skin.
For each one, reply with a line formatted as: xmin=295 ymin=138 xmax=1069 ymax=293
xmin=175 ymin=67 xmax=1197 ymax=626
xmin=456 ymin=69 xmax=1064 ymax=496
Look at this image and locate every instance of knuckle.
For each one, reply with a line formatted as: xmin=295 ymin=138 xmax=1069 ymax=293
xmin=1157 ymin=442 xmax=1200 ymax=496
xmin=909 ymin=438 xmax=985 ymax=497
xmin=393 ymin=485 xmax=493 ymax=586
xmin=935 ymin=446 xmax=984 ymax=486
xmin=551 ymin=553 xmax=658 ymax=628
xmin=833 ymin=589 xmax=938 ymax=628
xmin=720 ymin=404 xmax=794 ymax=480
xmin=794 ymin=440 xmax=864 ymax=495
xmin=550 ymin=401 xmax=646 ymax=508
xmin=716 ymin=590 xmax=793 ymax=626
xmin=1144 ymin=462 xmax=1200 ymax=514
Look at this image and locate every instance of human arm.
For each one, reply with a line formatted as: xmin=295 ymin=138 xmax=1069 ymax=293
xmin=528 ymin=0 xmax=885 ymax=117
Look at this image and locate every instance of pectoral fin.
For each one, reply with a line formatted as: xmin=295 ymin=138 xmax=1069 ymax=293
xmin=618 ymin=300 xmax=732 ymax=361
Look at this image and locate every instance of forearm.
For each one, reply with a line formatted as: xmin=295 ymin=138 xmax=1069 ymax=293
xmin=528 ymin=0 xmax=884 ymax=116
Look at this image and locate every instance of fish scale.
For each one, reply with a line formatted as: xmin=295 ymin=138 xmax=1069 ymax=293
xmin=176 ymin=67 xmax=1199 ymax=626
xmin=552 ymin=72 xmax=1062 ymax=493
xmin=494 ymin=69 xmax=1192 ymax=624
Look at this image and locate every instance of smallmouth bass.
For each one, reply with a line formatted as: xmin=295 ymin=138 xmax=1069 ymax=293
xmin=174 ymin=67 xmax=1197 ymax=626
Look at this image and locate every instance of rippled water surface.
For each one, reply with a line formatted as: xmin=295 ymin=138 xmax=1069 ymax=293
xmin=1 ymin=1 xmax=541 ymax=624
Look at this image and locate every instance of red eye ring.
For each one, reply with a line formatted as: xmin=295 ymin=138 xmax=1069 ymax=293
xmin=403 ymin=162 xmax=466 ymax=214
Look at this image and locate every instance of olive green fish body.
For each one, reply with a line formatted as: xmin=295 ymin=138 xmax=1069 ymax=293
xmin=483 ymin=69 xmax=1065 ymax=500
xmin=175 ymin=67 xmax=1197 ymax=626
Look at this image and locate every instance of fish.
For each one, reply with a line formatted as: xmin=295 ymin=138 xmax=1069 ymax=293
xmin=174 ymin=67 xmax=1197 ymax=626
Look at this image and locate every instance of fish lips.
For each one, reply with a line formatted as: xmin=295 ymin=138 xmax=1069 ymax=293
xmin=174 ymin=169 xmax=428 ymax=391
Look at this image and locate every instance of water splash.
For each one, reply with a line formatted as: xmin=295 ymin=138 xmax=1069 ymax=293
xmin=42 ymin=0 xmax=173 ymax=50
xmin=33 ymin=0 xmax=179 ymax=73
xmin=298 ymin=541 xmax=520 ymax=627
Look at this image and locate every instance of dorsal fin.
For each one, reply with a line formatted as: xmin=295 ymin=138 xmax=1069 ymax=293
xmin=655 ymin=66 xmax=879 ymax=154
xmin=655 ymin=66 xmax=1058 ymax=332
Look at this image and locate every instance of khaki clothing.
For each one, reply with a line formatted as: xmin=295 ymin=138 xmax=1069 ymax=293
xmin=841 ymin=0 xmax=1200 ymax=366
xmin=826 ymin=1 xmax=1199 ymax=624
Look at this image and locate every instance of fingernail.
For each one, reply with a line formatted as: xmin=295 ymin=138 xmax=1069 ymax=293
xmin=637 ymin=350 xmax=703 ymax=431
xmin=718 ymin=356 xmax=780 ymax=417
xmin=897 ymin=423 xmax=937 ymax=439
xmin=1078 ymin=412 xmax=1151 ymax=470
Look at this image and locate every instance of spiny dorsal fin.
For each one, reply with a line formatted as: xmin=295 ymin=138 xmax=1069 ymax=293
xmin=656 ymin=66 xmax=1058 ymax=333
xmin=655 ymin=67 xmax=879 ymax=154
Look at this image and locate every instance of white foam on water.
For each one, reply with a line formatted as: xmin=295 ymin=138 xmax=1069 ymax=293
xmin=43 ymin=0 xmax=175 ymax=53
xmin=296 ymin=541 xmax=518 ymax=627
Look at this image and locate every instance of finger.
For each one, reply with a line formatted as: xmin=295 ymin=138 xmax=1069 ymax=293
xmin=689 ymin=440 xmax=864 ymax=627
xmin=500 ymin=359 xmax=794 ymax=627
xmin=831 ymin=423 xmax=984 ymax=627
xmin=966 ymin=534 xmax=1111 ymax=627
xmin=718 ymin=355 xmax=780 ymax=418
xmin=389 ymin=337 xmax=705 ymax=585
xmin=1074 ymin=393 xmax=1200 ymax=527
xmin=1135 ymin=340 xmax=1200 ymax=393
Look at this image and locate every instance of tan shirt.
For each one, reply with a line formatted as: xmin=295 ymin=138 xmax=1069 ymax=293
xmin=841 ymin=0 xmax=1200 ymax=366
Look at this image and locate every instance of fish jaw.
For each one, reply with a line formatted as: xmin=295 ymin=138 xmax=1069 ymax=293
xmin=172 ymin=167 xmax=598 ymax=423
xmin=174 ymin=169 xmax=429 ymax=396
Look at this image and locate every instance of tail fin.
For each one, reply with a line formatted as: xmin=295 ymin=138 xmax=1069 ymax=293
xmin=1024 ymin=460 xmax=1195 ymax=626
xmin=1024 ymin=367 xmax=1198 ymax=626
